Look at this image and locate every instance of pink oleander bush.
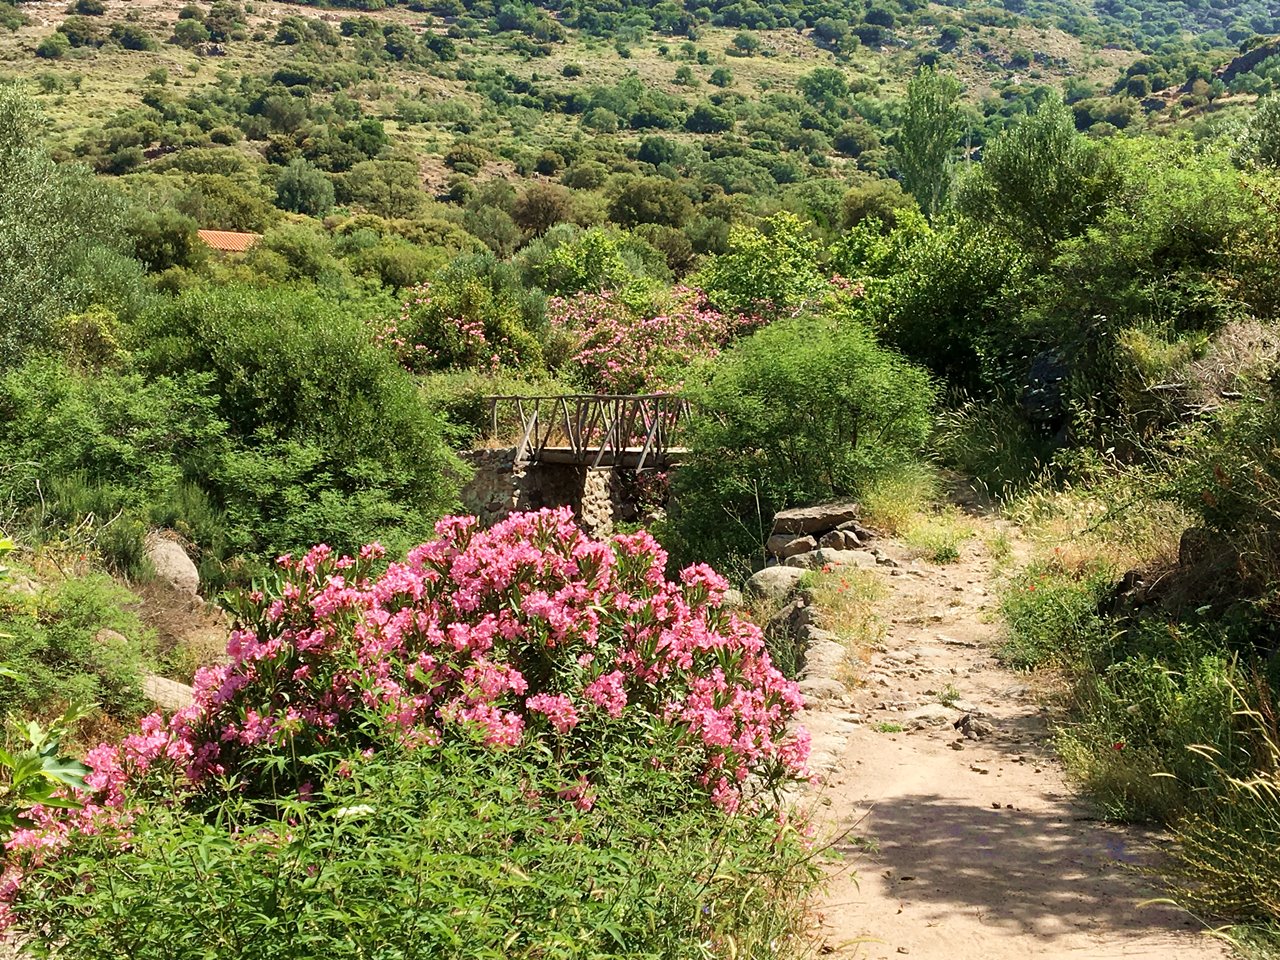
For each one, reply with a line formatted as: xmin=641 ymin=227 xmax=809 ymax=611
xmin=547 ymin=286 xmax=767 ymax=392
xmin=3 ymin=509 xmax=809 ymax=930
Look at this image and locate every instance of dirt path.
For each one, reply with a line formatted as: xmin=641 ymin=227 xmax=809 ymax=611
xmin=805 ymin=523 xmax=1229 ymax=960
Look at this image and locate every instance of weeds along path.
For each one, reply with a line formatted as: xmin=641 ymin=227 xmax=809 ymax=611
xmin=806 ymin=521 xmax=1228 ymax=960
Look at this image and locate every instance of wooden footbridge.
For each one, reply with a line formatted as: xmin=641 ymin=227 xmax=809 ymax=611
xmin=484 ymin=394 xmax=690 ymax=470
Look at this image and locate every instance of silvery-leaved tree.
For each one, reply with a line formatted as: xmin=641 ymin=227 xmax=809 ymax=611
xmin=0 ymin=84 xmax=135 ymax=367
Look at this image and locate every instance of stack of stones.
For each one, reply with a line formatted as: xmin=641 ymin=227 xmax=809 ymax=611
xmin=764 ymin=502 xmax=880 ymax=570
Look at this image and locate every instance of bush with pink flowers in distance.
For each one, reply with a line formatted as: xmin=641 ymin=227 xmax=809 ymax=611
xmin=4 ymin=509 xmax=816 ymax=957
xmin=547 ymin=285 xmax=767 ymax=392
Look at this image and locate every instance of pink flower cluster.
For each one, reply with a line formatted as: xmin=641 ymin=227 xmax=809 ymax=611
xmin=548 ymin=286 xmax=767 ymax=392
xmin=2 ymin=510 xmax=808 ymax=924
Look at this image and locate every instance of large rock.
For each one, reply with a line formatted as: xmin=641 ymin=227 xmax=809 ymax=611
xmin=798 ymin=676 xmax=848 ymax=702
xmin=836 ymin=520 xmax=878 ymax=542
xmin=765 ymin=533 xmax=818 ymax=558
xmin=819 ymin=529 xmax=862 ymax=551
xmin=745 ymin=565 xmax=806 ymax=603
xmin=143 ymin=674 xmax=196 ymax=712
xmin=771 ymin=502 xmax=861 ymax=536
xmin=800 ymin=636 xmax=848 ymax=679
xmin=784 ymin=548 xmax=879 ymax=571
xmin=145 ymin=535 xmax=200 ymax=596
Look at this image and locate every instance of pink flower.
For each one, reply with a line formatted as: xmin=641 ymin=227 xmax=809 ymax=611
xmin=526 ymin=693 xmax=580 ymax=734
xmin=2 ymin=507 xmax=809 ymax=925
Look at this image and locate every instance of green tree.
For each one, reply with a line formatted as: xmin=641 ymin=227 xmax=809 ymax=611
xmin=512 ymin=182 xmax=574 ymax=237
xmin=731 ymin=31 xmax=758 ymax=55
xmin=35 ymin=32 xmax=70 ymax=58
xmin=672 ymin=314 xmax=935 ymax=572
xmin=109 ymin=23 xmax=156 ymax=50
xmin=697 ymin=212 xmax=823 ymax=314
xmin=275 ymin=157 xmax=335 ymax=217
xmin=0 ymin=85 xmax=138 ymax=364
xmin=798 ymin=67 xmax=849 ymax=113
xmin=170 ymin=17 xmax=209 ymax=48
xmin=57 ymin=15 xmax=101 ymax=46
xmin=952 ymin=95 xmax=1121 ymax=253
xmin=1238 ymin=92 xmax=1280 ymax=168
xmin=127 ymin=207 xmax=206 ymax=273
xmin=898 ymin=67 xmax=964 ymax=219
xmin=607 ymin=177 xmax=693 ymax=228
xmin=340 ymin=160 xmax=426 ymax=219
xmin=685 ymin=102 xmax=734 ymax=134
xmin=840 ymin=176 xmax=917 ymax=230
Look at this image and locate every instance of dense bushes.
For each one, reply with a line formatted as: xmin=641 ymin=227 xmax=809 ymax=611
xmin=131 ymin=285 xmax=464 ymax=562
xmin=0 ymin=87 xmax=142 ymax=365
xmin=0 ymin=287 xmax=464 ymax=583
xmin=671 ymin=312 xmax=934 ymax=572
xmin=0 ymin=360 xmax=227 ymax=575
xmin=0 ymin=572 xmax=156 ymax=726
xmin=19 ymin=742 xmax=815 ymax=959
xmin=7 ymin=512 xmax=815 ymax=953
xmin=385 ymin=255 xmax=547 ymax=372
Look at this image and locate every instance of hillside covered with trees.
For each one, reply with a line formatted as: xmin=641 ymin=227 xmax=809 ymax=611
xmin=5 ymin=0 xmax=1280 ymax=955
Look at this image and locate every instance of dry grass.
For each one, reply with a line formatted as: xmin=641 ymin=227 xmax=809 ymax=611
xmin=796 ymin=566 xmax=886 ymax=685
xmin=1005 ymin=471 xmax=1189 ymax=578
xmin=860 ymin=464 xmax=975 ymax=564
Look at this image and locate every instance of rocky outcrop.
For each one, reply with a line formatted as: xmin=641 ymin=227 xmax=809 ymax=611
xmin=784 ymin=547 xmax=879 ymax=571
xmin=765 ymin=505 xmax=878 ymax=562
xmin=765 ymin=533 xmax=818 ymax=558
xmin=142 ymin=674 xmax=196 ymax=711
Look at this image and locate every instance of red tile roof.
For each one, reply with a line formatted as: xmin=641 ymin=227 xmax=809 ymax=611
xmin=197 ymin=229 xmax=261 ymax=254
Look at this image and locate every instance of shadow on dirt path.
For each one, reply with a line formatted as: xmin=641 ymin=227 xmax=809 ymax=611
xmin=805 ymin=519 xmax=1228 ymax=960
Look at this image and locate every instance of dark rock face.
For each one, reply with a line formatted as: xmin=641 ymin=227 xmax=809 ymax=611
xmin=1022 ymin=351 xmax=1068 ymax=437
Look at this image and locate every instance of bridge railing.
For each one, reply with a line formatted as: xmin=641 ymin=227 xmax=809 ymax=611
xmin=483 ymin=394 xmax=690 ymax=470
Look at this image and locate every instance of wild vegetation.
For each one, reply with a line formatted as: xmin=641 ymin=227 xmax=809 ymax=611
xmin=6 ymin=0 xmax=1280 ymax=953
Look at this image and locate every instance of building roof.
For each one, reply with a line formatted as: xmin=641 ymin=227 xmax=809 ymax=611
xmin=197 ymin=229 xmax=261 ymax=254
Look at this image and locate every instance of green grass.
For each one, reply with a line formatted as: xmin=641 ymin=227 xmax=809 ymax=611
xmin=874 ymin=721 xmax=904 ymax=733
xmin=15 ymin=740 xmax=821 ymax=960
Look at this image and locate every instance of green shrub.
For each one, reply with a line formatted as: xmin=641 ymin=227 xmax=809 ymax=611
xmin=670 ymin=313 xmax=934 ymax=574
xmin=0 ymin=359 xmax=227 ymax=575
xmin=132 ymin=285 xmax=465 ymax=560
xmin=1171 ymin=388 xmax=1280 ymax=588
xmin=391 ymin=254 xmax=547 ymax=371
xmin=0 ymin=85 xmax=141 ymax=364
xmin=17 ymin=742 xmax=817 ymax=960
xmin=0 ymin=572 xmax=156 ymax=724
xmin=518 ymin=225 xmax=668 ymax=297
xmin=274 ymin=158 xmax=335 ymax=218
xmin=997 ymin=560 xmax=1111 ymax=670
xmin=697 ymin=212 xmax=824 ymax=316
xmin=1057 ymin=638 xmax=1245 ymax=823
xmin=1163 ymin=687 xmax=1280 ymax=922
xmin=934 ymin=399 xmax=1056 ymax=500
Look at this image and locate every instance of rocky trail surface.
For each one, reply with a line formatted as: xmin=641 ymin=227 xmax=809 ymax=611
xmin=790 ymin=522 xmax=1229 ymax=960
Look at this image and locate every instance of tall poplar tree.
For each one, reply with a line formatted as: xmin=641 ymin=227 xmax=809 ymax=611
xmin=899 ymin=66 xmax=963 ymax=220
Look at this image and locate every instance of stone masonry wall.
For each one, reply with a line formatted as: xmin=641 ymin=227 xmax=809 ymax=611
xmin=459 ymin=448 xmax=620 ymax=537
